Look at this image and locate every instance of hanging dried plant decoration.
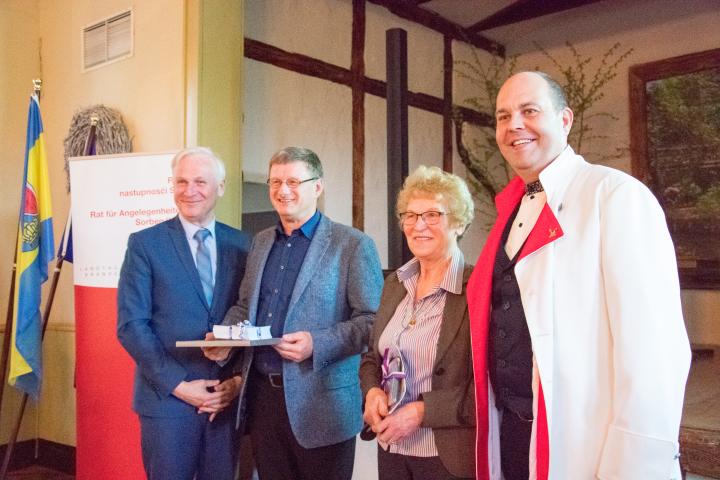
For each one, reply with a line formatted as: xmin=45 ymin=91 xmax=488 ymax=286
xmin=63 ymin=105 xmax=133 ymax=192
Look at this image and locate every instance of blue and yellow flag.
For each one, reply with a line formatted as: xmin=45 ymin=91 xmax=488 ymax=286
xmin=9 ymin=94 xmax=54 ymax=399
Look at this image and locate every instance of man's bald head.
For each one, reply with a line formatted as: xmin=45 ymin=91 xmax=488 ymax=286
xmin=494 ymin=71 xmax=574 ymax=182
xmin=520 ymin=71 xmax=568 ymax=112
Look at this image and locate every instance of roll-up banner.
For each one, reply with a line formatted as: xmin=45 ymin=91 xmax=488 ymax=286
xmin=70 ymin=152 xmax=176 ymax=479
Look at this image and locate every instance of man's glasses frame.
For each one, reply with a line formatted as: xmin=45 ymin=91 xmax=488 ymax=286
xmin=266 ymin=177 xmax=319 ymax=189
xmin=398 ymin=210 xmax=446 ymax=226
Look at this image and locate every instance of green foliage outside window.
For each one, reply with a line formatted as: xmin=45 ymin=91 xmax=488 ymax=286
xmin=646 ymin=69 xmax=720 ymax=220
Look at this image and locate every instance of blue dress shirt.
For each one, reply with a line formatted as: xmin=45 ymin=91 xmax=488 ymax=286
xmin=254 ymin=210 xmax=321 ymax=374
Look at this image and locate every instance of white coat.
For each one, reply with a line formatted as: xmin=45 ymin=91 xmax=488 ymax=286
xmin=468 ymin=147 xmax=691 ymax=480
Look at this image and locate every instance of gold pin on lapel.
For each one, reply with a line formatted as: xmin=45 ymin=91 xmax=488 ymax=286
xmin=549 ymin=228 xmax=557 ymax=238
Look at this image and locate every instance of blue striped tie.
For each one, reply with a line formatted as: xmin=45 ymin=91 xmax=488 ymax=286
xmin=194 ymin=228 xmax=213 ymax=305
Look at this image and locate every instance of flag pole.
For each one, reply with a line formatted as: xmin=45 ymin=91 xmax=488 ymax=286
xmin=0 ymin=235 xmax=19 ymax=421
xmin=0 ymin=81 xmax=96 ymax=480
xmin=0 ymin=79 xmax=43 ymax=479
xmin=0 ymin=79 xmax=44 ymax=422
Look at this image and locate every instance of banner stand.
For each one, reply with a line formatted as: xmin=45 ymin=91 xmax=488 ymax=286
xmin=70 ymin=151 xmax=177 ymax=480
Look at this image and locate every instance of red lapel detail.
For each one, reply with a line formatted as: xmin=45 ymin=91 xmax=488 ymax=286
xmin=537 ymin=381 xmax=549 ymax=480
xmin=470 ymin=178 xmax=559 ymax=479
xmin=517 ymin=203 xmax=564 ymax=261
xmin=468 ymin=177 xmax=525 ymax=480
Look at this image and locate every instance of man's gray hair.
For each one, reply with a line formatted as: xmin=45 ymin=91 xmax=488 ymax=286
xmin=171 ymin=147 xmax=226 ymax=182
xmin=269 ymin=147 xmax=323 ymax=179
xmin=533 ymin=71 xmax=569 ymax=111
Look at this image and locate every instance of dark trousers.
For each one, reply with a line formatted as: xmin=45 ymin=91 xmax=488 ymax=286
xmin=500 ymin=408 xmax=533 ymax=480
xmin=247 ymin=370 xmax=356 ymax=480
xmin=377 ymin=445 xmax=471 ymax=480
xmin=139 ymin=410 xmax=236 ymax=480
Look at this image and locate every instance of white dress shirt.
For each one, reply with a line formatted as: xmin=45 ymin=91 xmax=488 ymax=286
xmin=178 ymin=215 xmax=218 ymax=279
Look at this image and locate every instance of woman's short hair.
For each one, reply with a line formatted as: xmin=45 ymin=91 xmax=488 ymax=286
xmin=396 ymin=165 xmax=474 ymax=231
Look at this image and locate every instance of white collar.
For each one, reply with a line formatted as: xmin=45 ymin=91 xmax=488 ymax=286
xmin=178 ymin=215 xmax=216 ymax=240
xmin=538 ymin=145 xmax=586 ymax=211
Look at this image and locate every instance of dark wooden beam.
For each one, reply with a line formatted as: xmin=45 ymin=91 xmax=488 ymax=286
xmin=442 ymin=35 xmax=453 ymax=173
xmin=362 ymin=76 xmax=492 ymax=126
xmin=245 ymin=38 xmax=350 ymax=85
xmin=351 ymin=0 xmax=366 ymax=231
xmin=468 ymin=0 xmax=605 ymax=32
xmin=386 ymin=29 xmax=411 ymax=268
xmin=366 ymin=0 xmax=505 ymax=57
xmin=245 ymin=38 xmax=493 ymax=128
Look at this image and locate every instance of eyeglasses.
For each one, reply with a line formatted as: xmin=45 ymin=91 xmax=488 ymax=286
xmin=266 ymin=177 xmax=319 ymax=189
xmin=398 ymin=210 xmax=446 ymax=226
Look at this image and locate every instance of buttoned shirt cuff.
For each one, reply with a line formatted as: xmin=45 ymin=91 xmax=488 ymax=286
xmin=597 ymin=425 xmax=681 ymax=479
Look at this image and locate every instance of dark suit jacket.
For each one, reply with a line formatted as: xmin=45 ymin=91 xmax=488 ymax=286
xmin=360 ymin=264 xmax=476 ymax=478
xmin=117 ymin=216 xmax=250 ymax=417
xmin=225 ymin=214 xmax=384 ymax=448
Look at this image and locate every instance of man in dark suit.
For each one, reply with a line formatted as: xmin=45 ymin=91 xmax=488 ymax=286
xmin=117 ymin=147 xmax=250 ymax=480
xmin=204 ymin=147 xmax=384 ymax=480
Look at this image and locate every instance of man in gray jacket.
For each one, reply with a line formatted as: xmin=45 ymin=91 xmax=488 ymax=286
xmin=205 ymin=147 xmax=383 ymax=480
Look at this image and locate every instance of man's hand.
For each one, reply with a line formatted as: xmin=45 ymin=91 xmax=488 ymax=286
xmin=201 ymin=332 xmax=231 ymax=361
xmin=274 ymin=331 xmax=313 ymax=362
xmin=172 ymin=379 xmax=222 ymax=408
xmin=199 ymin=375 xmax=243 ymax=422
xmin=375 ymin=401 xmax=425 ymax=445
xmin=363 ymin=387 xmax=389 ymax=428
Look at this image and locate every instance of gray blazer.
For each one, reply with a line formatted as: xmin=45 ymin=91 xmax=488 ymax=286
xmin=360 ymin=264 xmax=476 ymax=478
xmin=225 ymin=214 xmax=383 ymax=448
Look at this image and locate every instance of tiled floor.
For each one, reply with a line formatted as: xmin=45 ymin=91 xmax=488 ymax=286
xmin=4 ymin=462 xmax=718 ymax=479
xmin=5 ymin=350 xmax=718 ymax=480
xmin=4 ymin=467 xmax=716 ymax=480
xmin=683 ymin=347 xmax=720 ymax=430
xmin=681 ymin=346 xmax=720 ymax=479
xmin=5 ymin=465 xmax=73 ymax=480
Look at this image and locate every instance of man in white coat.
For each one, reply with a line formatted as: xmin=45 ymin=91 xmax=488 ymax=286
xmin=467 ymin=71 xmax=691 ymax=480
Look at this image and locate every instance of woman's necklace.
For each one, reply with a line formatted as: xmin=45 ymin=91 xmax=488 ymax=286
xmin=406 ymin=297 xmax=420 ymax=329
xmin=406 ymin=256 xmax=450 ymax=329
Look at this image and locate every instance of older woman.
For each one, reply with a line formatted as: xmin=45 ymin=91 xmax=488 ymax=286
xmin=360 ymin=166 xmax=476 ymax=480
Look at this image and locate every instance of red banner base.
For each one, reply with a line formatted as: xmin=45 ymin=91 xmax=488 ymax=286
xmin=75 ymin=285 xmax=144 ymax=479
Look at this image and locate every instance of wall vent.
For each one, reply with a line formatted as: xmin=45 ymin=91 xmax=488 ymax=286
xmin=82 ymin=10 xmax=133 ymax=72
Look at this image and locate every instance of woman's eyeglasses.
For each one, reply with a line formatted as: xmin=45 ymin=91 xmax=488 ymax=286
xmin=398 ymin=210 xmax=446 ymax=226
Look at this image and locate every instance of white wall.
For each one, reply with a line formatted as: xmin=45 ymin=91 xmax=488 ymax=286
xmin=244 ymin=60 xmax=354 ymax=225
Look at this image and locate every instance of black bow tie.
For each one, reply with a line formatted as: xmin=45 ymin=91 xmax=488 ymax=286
xmin=525 ymin=180 xmax=544 ymax=196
